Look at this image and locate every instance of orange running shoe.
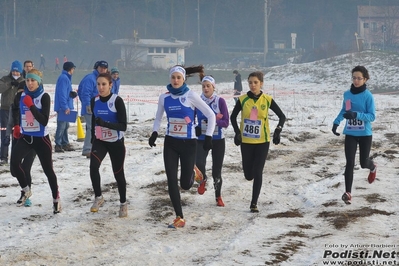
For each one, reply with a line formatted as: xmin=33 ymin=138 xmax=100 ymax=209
xmin=197 ymin=179 xmax=207 ymax=195
xmin=168 ymin=216 xmax=185 ymax=228
xmin=216 ymin=196 xmax=225 ymax=207
xmin=368 ymin=165 xmax=377 ymax=184
xmin=193 ymin=165 xmax=203 ymax=184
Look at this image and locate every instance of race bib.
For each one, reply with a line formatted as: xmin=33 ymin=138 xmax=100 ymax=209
xmin=168 ymin=118 xmax=188 ymax=137
xmin=346 ymin=119 xmax=364 ymax=131
xmin=243 ymin=118 xmax=261 ymax=139
xmin=95 ymin=126 xmax=118 ymax=142
xmin=201 ymin=120 xmax=218 ymax=136
xmin=22 ymin=113 xmax=40 ymax=132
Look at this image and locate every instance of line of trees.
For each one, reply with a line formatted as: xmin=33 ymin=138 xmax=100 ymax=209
xmin=0 ymin=0 xmax=399 ymax=68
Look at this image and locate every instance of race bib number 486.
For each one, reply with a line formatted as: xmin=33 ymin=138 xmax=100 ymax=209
xmin=243 ymin=118 xmax=261 ymax=139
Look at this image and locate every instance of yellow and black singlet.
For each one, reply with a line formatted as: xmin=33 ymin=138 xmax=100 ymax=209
xmin=238 ymin=93 xmax=273 ymax=144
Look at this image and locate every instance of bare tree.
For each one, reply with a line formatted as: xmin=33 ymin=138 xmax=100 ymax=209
xmin=381 ymin=6 xmax=399 ymax=47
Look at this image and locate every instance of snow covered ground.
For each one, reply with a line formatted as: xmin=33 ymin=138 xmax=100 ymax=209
xmin=0 ymin=51 xmax=398 ymax=265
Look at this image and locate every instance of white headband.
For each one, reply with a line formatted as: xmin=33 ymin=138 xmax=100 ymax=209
xmin=169 ymin=66 xmax=186 ymax=80
xmin=201 ymin=76 xmax=215 ymax=87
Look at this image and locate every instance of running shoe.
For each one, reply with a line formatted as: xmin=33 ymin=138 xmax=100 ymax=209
xmin=53 ymin=200 xmax=62 ymax=214
xmin=216 ymin=196 xmax=225 ymax=207
xmin=193 ymin=165 xmax=203 ymax=184
xmin=24 ymin=198 xmax=32 ymax=207
xmin=197 ymin=178 xmax=207 ymax=195
xmin=368 ymin=165 xmax=377 ymax=184
xmin=17 ymin=189 xmax=32 ymax=207
xmin=119 ymin=202 xmax=128 ymax=218
xmin=250 ymin=203 xmax=259 ymax=213
xmin=342 ymin=192 xmax=352 ymax=205
xmin=90 ymin=195 xmax=104 ymax=212
xmin=17 ymin=191 xmax=25 ymax=204
xmin=168 ymin=216 xmax=185 ymax=228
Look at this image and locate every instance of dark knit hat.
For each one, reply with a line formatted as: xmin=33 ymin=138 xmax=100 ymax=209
xmin=94 ymin=60 xmax=108 ymax=69
xmin=63 ymin=61 xmax=76 ymax=71
xmin=111 ymin=67 xmax=119 ymax=74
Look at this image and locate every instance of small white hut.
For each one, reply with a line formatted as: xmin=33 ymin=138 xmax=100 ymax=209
xmin=112 ymin=37 xmax=193 ymax=69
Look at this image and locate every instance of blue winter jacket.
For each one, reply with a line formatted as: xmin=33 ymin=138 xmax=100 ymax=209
xmin=78 ymin=70 xmax=99 ymax=115
xmin=111 ymin=77 xmax=120 ymax=95
xmin=333 ymin=88 xmax=375 ymax=136
xmin=54 ymin=70 xmax=74 ymax=113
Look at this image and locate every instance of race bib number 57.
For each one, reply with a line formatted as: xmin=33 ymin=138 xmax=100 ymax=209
xmin=168 ymin=118 xmax=188 ymax=137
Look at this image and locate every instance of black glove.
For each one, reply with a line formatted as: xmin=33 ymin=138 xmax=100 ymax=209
xmin=2 ymin=136 xmax=10 ymax=147
xmin=148 ymin=131 xmax=158 ymax=147
xmin=195 ymin=126 xmax=202 ymax=137
xmin=234 ymin=133 xmax=242 ymax=146
xmin=203 ymin=136 xmax=212 ymax=151
xmin=332 ymin=124 xmax=340 ymax=136
xmin=18 ymin=82 xmax=25 ymax=90
xmin=343 ymin=111 xmax=357 ymax=119
xmin=95 ymin=117 xmax=107 ymax=127
xmin=272 ymin=127 xmax=282 ymax=145
xmin=69 ymin=91 xmax=78 ymax=98
xmin=11 ymin=80 xmax=19 ymax=87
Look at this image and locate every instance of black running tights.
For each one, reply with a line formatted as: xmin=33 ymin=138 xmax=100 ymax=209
xmin=344 ymin=135 xmax=374 ymax=193
xmin=240 ymin=142 xmax=270 ymax=206
xmin=163 ymin=136 xmax=197 ymax=218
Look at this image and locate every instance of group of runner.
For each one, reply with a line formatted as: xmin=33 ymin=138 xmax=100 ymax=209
xmin=3 ymin=61 xmax=377 ymax=228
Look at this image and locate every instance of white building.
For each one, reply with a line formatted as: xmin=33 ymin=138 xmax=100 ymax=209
xmin=112 ymin=38 xmax=192 ymax=69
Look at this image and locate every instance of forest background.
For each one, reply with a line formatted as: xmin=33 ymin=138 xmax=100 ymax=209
xmin=0 ymin=0 xmax=398 ymax=85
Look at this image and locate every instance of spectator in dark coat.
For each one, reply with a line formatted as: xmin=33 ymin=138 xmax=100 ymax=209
xmin=0 ymin=60 xmax=24 ymax=165
xmin=233 ymin=70 xmax=243 ymax=103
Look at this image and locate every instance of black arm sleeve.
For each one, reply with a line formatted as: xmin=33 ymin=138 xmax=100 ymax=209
xmin=230 ymin=100 xmax=242 ymax=134
xmin=102 ymin=96 xmax=127 ymax=131
xmin=12 ymin=92 xmax=22 ymax=126
xmin=270 ymin=99 xmax=286 ymax=128
xmin=90 ymin=97 xmax=95 ymax=141
xmin=30 ymin=93 xmax=51 ymax=126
